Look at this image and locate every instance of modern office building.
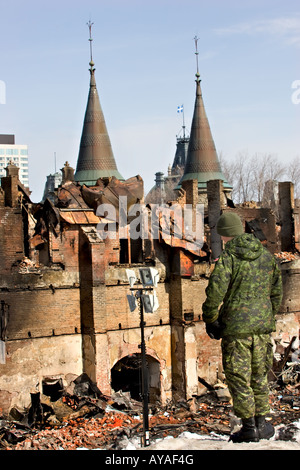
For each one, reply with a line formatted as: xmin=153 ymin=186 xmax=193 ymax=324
xmin=0 ymin=134 xmax=29 ymax=187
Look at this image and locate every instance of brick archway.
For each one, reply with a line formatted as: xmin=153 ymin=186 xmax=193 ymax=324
xmin=111 ymin=353 xmax=161 ymax=403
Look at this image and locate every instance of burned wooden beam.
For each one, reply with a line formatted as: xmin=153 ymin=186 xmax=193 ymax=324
xmin=246 ymin=219 xmax=267 ymax=242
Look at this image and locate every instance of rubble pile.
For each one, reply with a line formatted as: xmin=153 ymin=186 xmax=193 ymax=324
xmin=16 ymin=256 xmax=41 ymax=274
xmin=0 ymin=394 xmax=234 ymax=450
xmin=274 ymin=252 xmax=300 ymax=262
xmin=0 ymin=346 xmax=299 ymax=450
xmin=6 ymin=413 xmax=141 ymax=450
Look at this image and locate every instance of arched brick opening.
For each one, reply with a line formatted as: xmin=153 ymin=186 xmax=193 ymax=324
xmin=111 ymin=353 xmax=161 ymax=402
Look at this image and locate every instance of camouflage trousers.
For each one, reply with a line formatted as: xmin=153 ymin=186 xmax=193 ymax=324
xmin=221 ymin=334 xmax=273 ymax=419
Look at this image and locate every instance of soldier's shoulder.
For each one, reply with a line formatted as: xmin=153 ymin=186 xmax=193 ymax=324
xmin=260 ymin=246 xmax=278 ymax=265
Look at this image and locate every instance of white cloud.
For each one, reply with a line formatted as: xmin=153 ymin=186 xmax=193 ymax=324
xmin=215 ymin=16 xmax=300 ymax=47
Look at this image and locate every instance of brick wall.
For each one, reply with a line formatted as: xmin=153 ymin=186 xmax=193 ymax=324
xmin=102 ymin=282 xmax=170 ymax=333
xmin=0 ymin=335 xmax=82 ymax=415
xmin=0 ymin=207 xmax=24 ymax=273
xmin=49 ymin=228 xmax=79 ymax=271
xmin=1 ymin=286 xmax=81 ymax=340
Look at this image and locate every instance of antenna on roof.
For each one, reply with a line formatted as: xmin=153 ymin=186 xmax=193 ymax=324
xmin=194 ymin=35 xmax=200 ymax=82
xmin=87 ymin=19 xmax=94 ymax=67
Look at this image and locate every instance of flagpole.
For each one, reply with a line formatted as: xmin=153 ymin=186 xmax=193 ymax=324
xmin=182 ymin=105 xmax=186 ymax=138
xmin=177 ymin=104 xmax=186 ymax=138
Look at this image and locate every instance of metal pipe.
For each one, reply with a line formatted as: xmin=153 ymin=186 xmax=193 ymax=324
xmin=139 ymin=292 xmax=150 ymax=447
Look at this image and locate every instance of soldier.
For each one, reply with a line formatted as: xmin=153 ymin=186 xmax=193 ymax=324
xmin=202 ymin=212 xmax=282 ymax=443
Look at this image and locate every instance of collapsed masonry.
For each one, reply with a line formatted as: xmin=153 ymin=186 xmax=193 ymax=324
xmin=0 ymin=162 xmax=299 ymax=417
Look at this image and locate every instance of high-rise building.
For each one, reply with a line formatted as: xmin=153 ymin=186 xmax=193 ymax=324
xmin=0 ymin=134 xmax=29 ymax=187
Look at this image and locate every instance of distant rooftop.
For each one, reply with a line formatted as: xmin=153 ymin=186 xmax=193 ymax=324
xmin=0 ymin=135 xmax=15 ymax=145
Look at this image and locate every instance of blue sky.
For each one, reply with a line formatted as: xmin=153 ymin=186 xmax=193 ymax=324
xmin=0 ymin=0 xmax=299 ymax=201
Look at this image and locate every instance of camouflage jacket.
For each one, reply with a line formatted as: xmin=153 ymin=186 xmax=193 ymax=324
xmin=202 ymin=234 xmax=283 ymax=338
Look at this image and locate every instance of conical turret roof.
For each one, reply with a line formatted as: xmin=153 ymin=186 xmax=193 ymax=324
xmin=74 ymin=60 xmax=124 ymax=185
xmin=172 ymin=134 xmax=189 ymax=173
xmin=178 ymin=75 xmax=231 ymax=191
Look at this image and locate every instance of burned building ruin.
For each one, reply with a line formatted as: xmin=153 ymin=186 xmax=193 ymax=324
xmin=0 ymin=43 xmax=299 ymax=419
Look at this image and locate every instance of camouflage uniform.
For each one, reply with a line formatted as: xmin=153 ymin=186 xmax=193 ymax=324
xmin=202 ymin=233 xmax=282 ymax=419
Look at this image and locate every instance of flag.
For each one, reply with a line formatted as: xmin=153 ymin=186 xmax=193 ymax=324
xmin=177 ymin=105 xmax=183 ymax=113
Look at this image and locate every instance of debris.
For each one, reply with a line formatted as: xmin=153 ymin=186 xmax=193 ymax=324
xmin=16 ymin=256 xmax=41 ymax=274
xmin=274 ymin=336 xmax=297 ymax=375
xmin=214 ymin=387 xmax=231 ymax=401
xmin=0 ymin=367 xmax=299 ymax=450
xmin=274 ymin=252 xmax=299 ymax=262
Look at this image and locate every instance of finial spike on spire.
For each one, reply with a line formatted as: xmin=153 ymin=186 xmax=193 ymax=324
xmin=194 ymin=35 xmax=200 ymax=82
xmin=87 ymin=20 xmax=94 ymax=68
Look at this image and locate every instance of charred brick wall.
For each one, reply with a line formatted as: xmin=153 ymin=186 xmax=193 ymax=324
xmin=0 ymin=207 xmax=24 ymax=273
xmin=279 ymin=182 xmax=294 ymax=252
xmin=1 ymin=174 xmax=300 ymax=414
xmin=49 ymin=228 xmax=80 ymax=272
xmin=0 ymin=335 xmax=82 ymax=415
xmin=169 ymin=272 xmax=212 ymax=399
xmin=0 ymin=271 xmax=81 ymax=340
xmin=280 ymin=260 xmax=300 ymax=315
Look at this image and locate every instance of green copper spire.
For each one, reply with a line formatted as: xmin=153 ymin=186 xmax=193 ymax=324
xmin=74 ymin=21 xmax=124 ymax=185
xmin=178 ymin=37 xmax=231 ymax=191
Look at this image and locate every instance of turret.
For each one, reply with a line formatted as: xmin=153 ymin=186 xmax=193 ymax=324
xmin=74 ymin=22 xmax=124 ymax=185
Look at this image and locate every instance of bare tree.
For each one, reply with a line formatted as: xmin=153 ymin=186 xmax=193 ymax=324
xmin=220 ymin=151 xmax=257 ymax=203
xmin=220 ymin=152 xmax=286 ymax=205
xmin=286 ymin=156 xmax=300 ymax=199
xmin=251 ymin=153 xmax=285 ymax=203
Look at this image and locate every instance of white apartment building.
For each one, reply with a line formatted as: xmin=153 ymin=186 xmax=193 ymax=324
xmin=0 ymin=135 xmax=29 ymax=187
